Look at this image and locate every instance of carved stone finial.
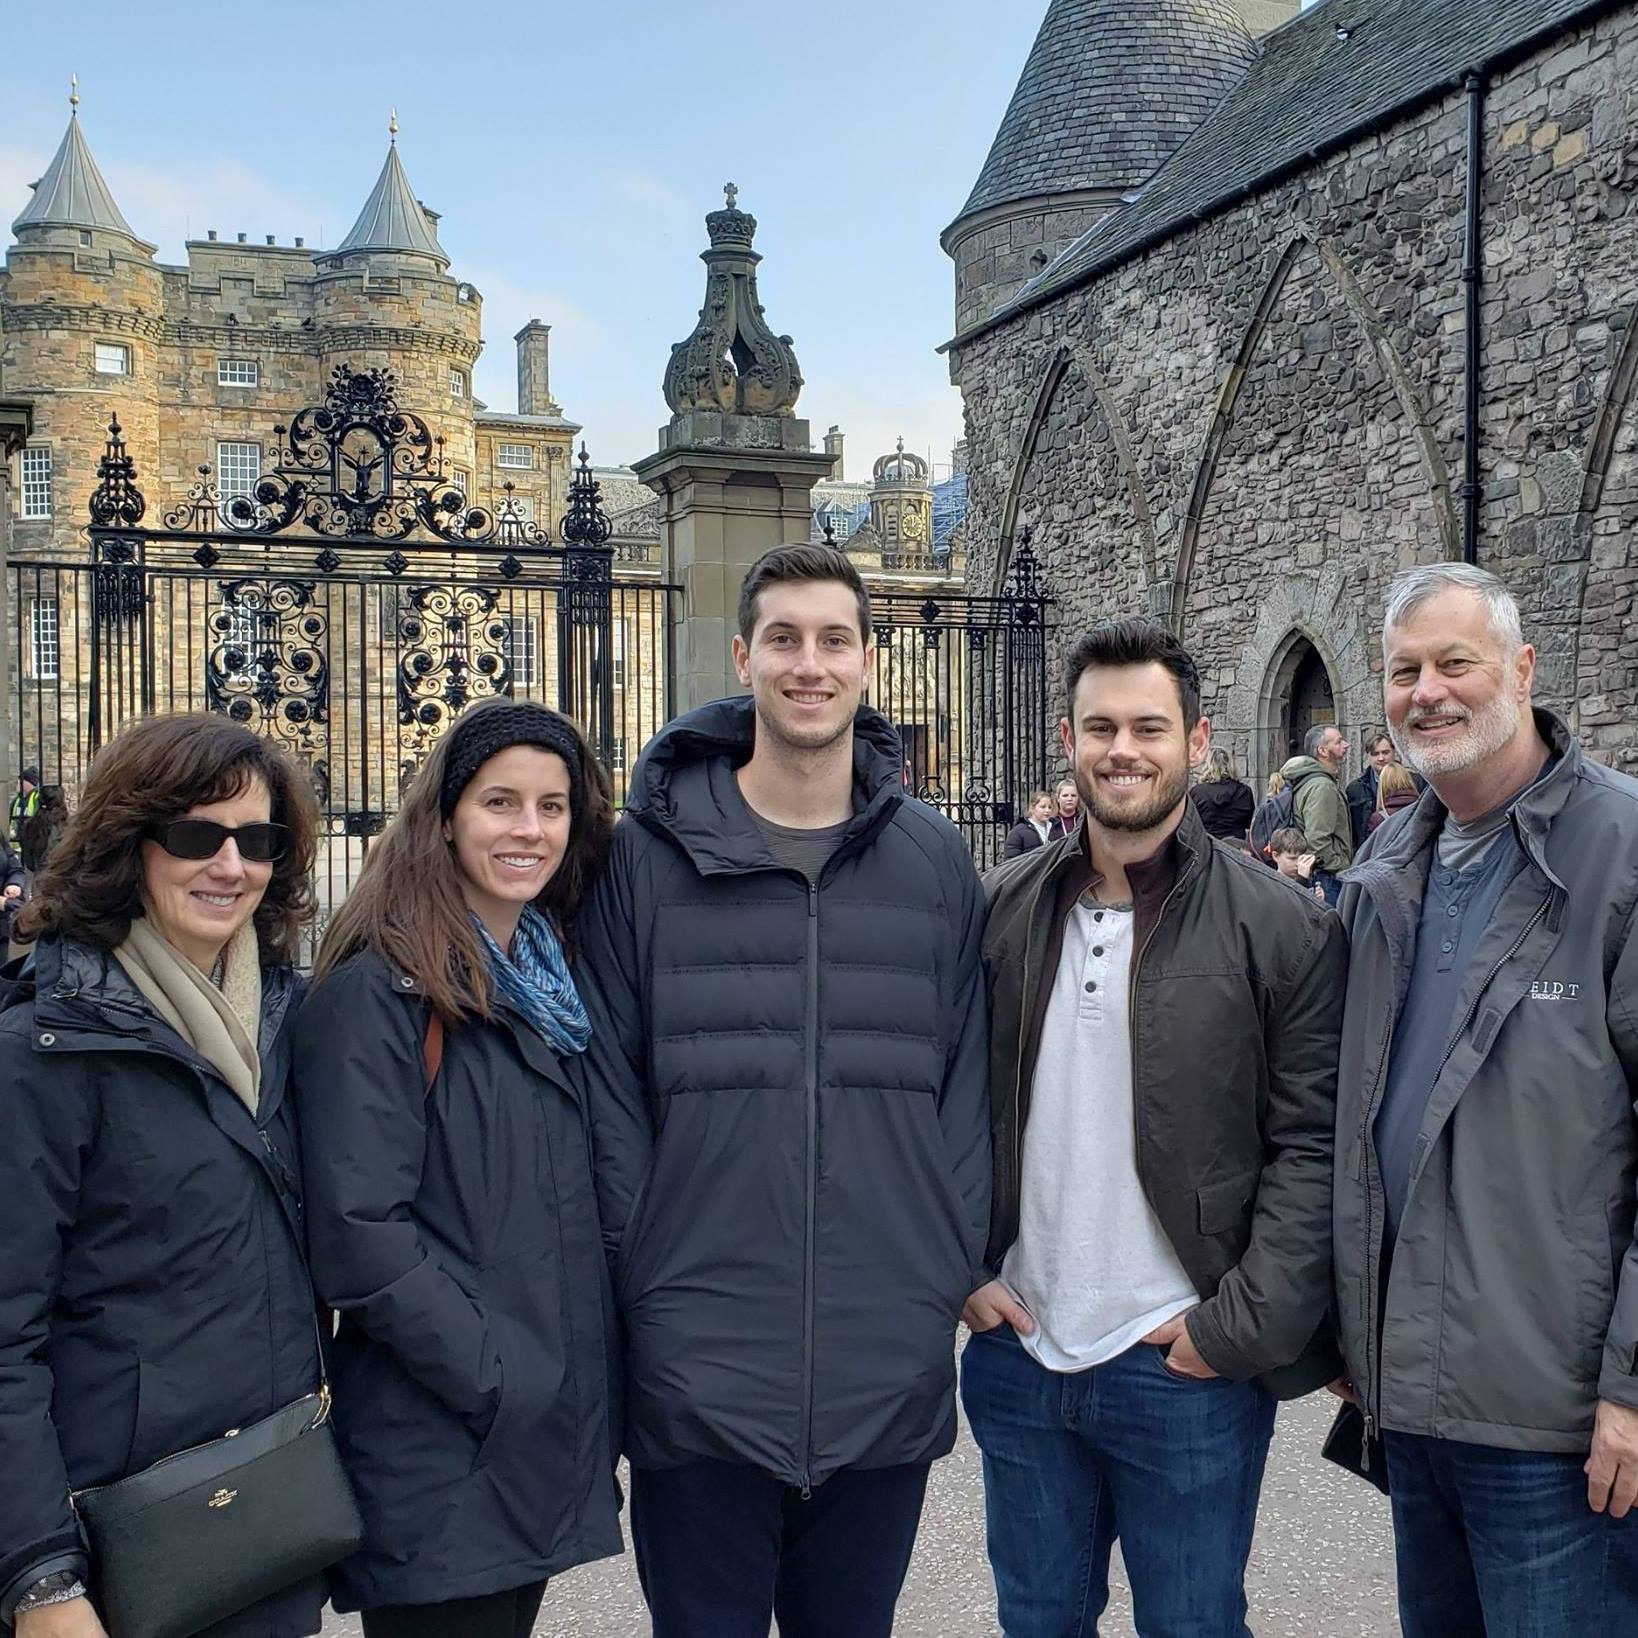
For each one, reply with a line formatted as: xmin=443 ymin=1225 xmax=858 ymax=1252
xmin=70 ymin=74 xmax=79 ymax=111
xmin=389 ymin=107 xmax=398 ymax=140
xmin=663 ymin=194 xmax=803 ymax=418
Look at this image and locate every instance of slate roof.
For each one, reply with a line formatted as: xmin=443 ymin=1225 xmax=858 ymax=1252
xmin=13 ymin=111 xmax=139 ymax=239
xmin=328 ymin=141 xmax=446 ymax=263
xmin=952 ymin=0 xmax=1257 ymax=228
xmin=960 ymin=0 xmax=1617 ymax=341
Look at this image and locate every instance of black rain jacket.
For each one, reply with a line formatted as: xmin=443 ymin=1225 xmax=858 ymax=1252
xmin=291 ymin=950 xmax=622 ymax=1612
xmin=0 ymin=937 xmax=322 ymax=1638
xmin=578 ymin=698 xmax=991 ymax=1491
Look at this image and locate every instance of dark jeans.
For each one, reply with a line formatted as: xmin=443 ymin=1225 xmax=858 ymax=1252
xmin=960 ymin=1326 xmax=1276 ymax=1637
xmin=629 ymin=1456 xmax=930 ymax=1638
xmin=1384 ymin=1430 xmax=1638 ymax=1636
xmin=360 ymin=1581 xmax=547 ymax=1638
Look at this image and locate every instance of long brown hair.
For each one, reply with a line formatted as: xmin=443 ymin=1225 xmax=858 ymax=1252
xmin=17 ymin=713 xmax=320 ymax=964
xmin=314 ymin=698 xmax=614 ymax=1021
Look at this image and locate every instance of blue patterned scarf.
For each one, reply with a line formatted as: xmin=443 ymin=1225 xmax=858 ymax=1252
xmin=472 ymin=906 xmax=590 ymax=1057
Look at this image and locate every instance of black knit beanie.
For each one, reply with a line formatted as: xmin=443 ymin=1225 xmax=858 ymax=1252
xmin=439 ymin=704 xmax=585 ymax=819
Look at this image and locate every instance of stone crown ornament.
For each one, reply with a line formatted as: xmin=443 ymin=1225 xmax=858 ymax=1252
xmin=663 ymin=184 xmax=804 ymax=418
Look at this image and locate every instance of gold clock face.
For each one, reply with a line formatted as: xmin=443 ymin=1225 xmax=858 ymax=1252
xmin=900 ymin=507 xmax=927 ymax=542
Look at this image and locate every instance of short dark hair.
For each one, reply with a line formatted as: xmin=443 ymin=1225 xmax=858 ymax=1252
xmin=737 ymin=543 xmax=872 ymax=644
xmin=1062 ymin=618 xmax=1201 ymax=727
xmin=1365 ymin=729 xmax=1393 ymax=755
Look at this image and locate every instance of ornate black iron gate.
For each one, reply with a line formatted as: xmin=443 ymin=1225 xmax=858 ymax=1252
xmin=869 ymin=529 xmax=1055 ymax=869
xmin=14 ymin=367 xmax=674 ymax=922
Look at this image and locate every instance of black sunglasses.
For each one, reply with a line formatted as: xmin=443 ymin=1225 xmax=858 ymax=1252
xmin=143 ymin=819 xmax=289 ymax=863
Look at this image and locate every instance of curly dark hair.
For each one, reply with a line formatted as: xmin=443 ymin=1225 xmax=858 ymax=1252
xmin=17 ymin=713 xmax=320 ymax=964
xmin=314 ymin=697 xmax=615 ymax=1023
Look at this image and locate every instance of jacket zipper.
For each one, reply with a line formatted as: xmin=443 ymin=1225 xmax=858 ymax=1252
xmin=799 ymin=879 xmax=820 ymax=1499
xmin=1359 ymin=888 xmax=1551 ymax=1452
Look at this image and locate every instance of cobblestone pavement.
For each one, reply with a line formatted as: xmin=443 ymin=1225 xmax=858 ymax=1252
xmin=326 ymin=1387 xmax=1397 ymax=1637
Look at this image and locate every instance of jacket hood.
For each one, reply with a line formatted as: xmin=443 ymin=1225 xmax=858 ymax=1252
xmin=1278 ymin=756 xmax=1334 ymax=783
xmin=623 ymin=696 xmax=906 ymax=876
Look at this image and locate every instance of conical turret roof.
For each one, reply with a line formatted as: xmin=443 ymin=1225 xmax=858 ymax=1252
xmin=329 ymin=136 xmax=446 ymax=263
xmin=953 ymin=0 xmax=1257 ymax=227
xmin=13 ymin=103 xmax=139 ymax=239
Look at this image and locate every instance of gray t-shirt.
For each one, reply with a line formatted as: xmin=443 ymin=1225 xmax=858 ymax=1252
xmin=744 ymin=803 xmax=852 ymax=883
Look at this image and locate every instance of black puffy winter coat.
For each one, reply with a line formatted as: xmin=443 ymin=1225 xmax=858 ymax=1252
xmin=0 ymin=938 xmax=322 ymax=1638
xmin=291 ymin=950 xmax=622 ymax=1612
xmin=578 ymin=699 xmax=991 ymax=1492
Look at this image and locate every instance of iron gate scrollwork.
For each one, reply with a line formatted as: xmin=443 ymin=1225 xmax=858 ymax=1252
xmin=53 ymin=366 xmax=677 ymax=928
xmin=870 ymin=527 xmax=1054 ymax=870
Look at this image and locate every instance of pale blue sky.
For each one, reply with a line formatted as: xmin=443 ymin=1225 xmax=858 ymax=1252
xmin=3 ymin=0 xmax=1038 ymax=479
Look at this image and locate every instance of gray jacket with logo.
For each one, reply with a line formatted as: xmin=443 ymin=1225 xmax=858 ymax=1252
xmin=1333 ymin=710 xmax=1638 ymax=1453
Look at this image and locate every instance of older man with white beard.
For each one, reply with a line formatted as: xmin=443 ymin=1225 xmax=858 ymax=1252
xmin=1331 ymin=563 xmax=1638 ymax=1637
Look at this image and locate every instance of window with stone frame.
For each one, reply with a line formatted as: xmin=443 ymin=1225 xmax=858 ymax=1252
xmin=611 ymin=624 xmax=627 ymax=690
xmin=215 ymin=441 xmax=262 ymax=505
xmin=451 ymin=467 xmax=471 ymax=498
xmin=609 ymin=735 xmax=628 ymax=776
xmin=496 ymin=443 xmax=534 ymax=469
xmin=20 ymin=446 xmax=52 ymax=520
xmin=449 ymin=368 xmax=467 ymax=400
xmin=505 ymin=615 xmax=539 ymax=687
xmin=94 ymin=342 xmax=131 ymax=375
xmin=30 ymin=596 xmax=60 ymax=682
xmin=218 ymin=358 xmax=260 ymax=388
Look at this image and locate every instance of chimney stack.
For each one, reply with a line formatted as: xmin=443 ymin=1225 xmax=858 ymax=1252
xmin=823 ymin=425 xmax=845 ymax=481
xmin=515 ymin=320 xmax=556 ymax=416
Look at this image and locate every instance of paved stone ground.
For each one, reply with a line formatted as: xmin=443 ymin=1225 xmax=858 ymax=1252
xmin=326 ymin=1387 xmax=1396 ymax=1637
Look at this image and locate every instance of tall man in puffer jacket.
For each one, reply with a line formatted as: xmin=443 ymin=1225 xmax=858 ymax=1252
xmin=1333 ymin=562 xmax=1638 ymax=1634
xmin=578 ymin=542 xmax=990 ymax=1638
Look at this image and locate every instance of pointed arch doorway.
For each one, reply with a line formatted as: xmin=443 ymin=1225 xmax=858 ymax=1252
xmin=1257 ymin=632 xmax=1338 ymax=785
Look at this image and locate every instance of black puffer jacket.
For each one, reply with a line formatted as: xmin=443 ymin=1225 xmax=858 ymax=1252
xmin=291 ymin=950 xmax=621 ymax=1612
xmin=578 ymin=699 xmax=990 ymax=1491
xmin=0 ymin=938 xmax=322 ymax=1638
xmin=1190 ymin=777 xmax=1255 ymax=843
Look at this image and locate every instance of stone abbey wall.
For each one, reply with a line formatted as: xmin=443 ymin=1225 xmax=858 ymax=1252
xmin=951 ymin=7 xmax=1638 ymax=781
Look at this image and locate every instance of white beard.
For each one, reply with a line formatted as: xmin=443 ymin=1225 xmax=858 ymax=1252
xmin=1391 ymin=691 xmax=1522 ymax=777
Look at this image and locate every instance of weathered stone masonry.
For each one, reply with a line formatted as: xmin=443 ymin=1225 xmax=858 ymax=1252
xmin=949 ymin=1 xmax=1638 ymax=782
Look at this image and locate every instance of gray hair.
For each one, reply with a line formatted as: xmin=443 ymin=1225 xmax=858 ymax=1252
xmin=1382 ymin=564 xmax=1524 ymax=656
xmin=1303 ymin=723 xmax=1340 ymax=757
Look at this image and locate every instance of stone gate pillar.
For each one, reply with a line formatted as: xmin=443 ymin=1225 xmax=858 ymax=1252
xmin=634 ymin=188 xmax=834 ymax=713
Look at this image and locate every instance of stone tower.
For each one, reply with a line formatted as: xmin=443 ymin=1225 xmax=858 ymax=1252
xmin=942 ymin=0 xmax=1258 ymax=337
xmin=870 ymin=440 xmax=936 ymax=567
xmin=313 ymin=114 xmax=481 ymax=475
xmin=4 ymin=83 xmax=165 ymax=539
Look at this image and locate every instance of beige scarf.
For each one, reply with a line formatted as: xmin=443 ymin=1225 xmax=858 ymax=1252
xmin=113 ymin=917 xmax=263 ymax=1113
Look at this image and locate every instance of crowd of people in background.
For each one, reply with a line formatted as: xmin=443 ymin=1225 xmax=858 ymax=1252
xmin=0 ymin=550 xmax=1634 ymax=1638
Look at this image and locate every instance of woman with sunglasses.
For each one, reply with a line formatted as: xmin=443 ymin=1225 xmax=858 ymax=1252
xmin=0 ymin=714 xmax=324 ymax=1638
xmin=292 ymin=699 xmax=622 ymax=1638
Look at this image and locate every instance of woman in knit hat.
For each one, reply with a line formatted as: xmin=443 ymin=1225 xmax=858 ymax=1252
xmin=292 ymin=699 xmax=622 ymax=1638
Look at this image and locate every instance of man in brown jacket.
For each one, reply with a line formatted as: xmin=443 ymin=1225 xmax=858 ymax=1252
xmin=961 ymin=618 xmax=1346 ymax=1638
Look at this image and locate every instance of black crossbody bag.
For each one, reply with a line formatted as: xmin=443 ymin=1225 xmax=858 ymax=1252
xmin=70 ymin=1137 xmax=363 ymax=1638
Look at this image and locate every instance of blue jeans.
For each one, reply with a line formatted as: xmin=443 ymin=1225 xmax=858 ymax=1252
xmin=1384 ymin=1430 xmax=1638 ymax=1636
xmin=960 ymin=1326 xmax=1276 ymax=1637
